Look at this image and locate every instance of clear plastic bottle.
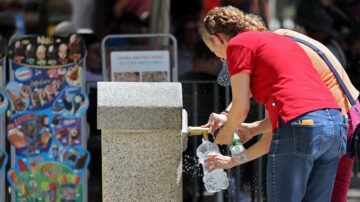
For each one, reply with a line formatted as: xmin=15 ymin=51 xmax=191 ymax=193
xmin=229 ymin=133 xmax=247 ymax=162
xmin=196 ymin=139 xmax=229 ymax=193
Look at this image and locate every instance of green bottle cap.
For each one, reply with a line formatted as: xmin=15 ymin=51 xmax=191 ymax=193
xmin=230 ymin=132 xmax=241 ymax=146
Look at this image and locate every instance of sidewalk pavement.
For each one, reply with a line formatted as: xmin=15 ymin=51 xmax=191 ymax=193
xmin=348 ymin=177 xmax=360 ymax=202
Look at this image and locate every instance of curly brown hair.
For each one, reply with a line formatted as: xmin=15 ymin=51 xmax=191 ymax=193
xmin=202 ymin=6 xmax=268 ymax=41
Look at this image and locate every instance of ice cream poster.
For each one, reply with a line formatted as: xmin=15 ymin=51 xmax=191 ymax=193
xmin=6 ymin=79 xmax=89 ymax=117
xmin=8 ymin=34 xmax=85 ymax=67
xmin=6 ymin=63 xmax=88 ymax=115
xmin=6 ymin=34 xmax=88 ymax=116
xmin=6 ymin=34 xmax=90 ymax=201
xmin=7 ymin=113 xmax=85 ymax=155
xmin=6 ymin=113 xmax=90 ymax=201
xmin=7 ymin=149 xmax=90 ymax=202
xmin=7 ymin=113 xmax=52 ymax=157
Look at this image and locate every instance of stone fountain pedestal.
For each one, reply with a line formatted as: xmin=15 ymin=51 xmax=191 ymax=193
xmin=97 ymin=82 xmax=184 ymax=202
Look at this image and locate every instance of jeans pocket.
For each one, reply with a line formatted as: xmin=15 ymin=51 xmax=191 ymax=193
xmin=292 ymin=123 xmax=325 ymax=159
xmin=339 ymin=123 xmax=348 ymax=155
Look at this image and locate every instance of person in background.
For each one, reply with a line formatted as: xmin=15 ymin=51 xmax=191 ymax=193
xmin=202 ymin=0 xmax=270 ymax=25
xmin=104 ymin=12 xmax=148 ymax=47
xmin=180 ymin=41 xmax=220 ymax=81
xmin=174 ymin=15 xmax=202 ymax=76
xmin=85 ymin=38 xmax=102 ymax=79
xmin=296 ymin=1 xmax=347 ymax=68
xmin=200 ymin=6 xmax=345 ymax=202
xmin=330 ymin=0 xmax=360 ymax=92
xmin=61 ymin=0 xmax=95 ymax=29
xmin=347 ymin=33 xmax=360 ymax=90
xmin=112 ymin=0 xmax=151 ymax=22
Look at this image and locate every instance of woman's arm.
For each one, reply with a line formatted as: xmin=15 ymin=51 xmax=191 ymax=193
xmin=237 ymin=110 xmax=272 ymax=143
xmin=239 ymin=130 xmax=272 ymax=163
xmin=214 ymin=73 xmax=251 ymax=145
xmin=205 ymin=130 xmax=272 ymax=172
xmin=205 ymin=110 xmax=273 ymax=171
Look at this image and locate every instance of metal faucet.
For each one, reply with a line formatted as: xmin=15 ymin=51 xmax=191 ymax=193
xmin=188 ymin=126 xmax=210 ymax=141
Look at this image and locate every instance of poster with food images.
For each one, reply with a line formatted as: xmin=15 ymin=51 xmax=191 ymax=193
xmin=6 ymin=34 xmax=90 ymax=201
xmin=7 ymin=149 xmax=90 ymax=202
xmin=9 ymin=35 xmax=84 ymax=67
xmin=7 ymin=114 xmax=84 ymax=157
xmin=110 ymin=50 xmax=170 ymax=82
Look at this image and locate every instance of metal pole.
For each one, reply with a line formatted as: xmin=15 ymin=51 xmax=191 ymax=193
xmin=268 ymin=0 xmax=276 ymax=27
xmin=82 ymin=52 xmax=88 ymax=202
xmin=213 ymin=83 xmax=219 ymax=113
xmin=354 ymin=157 xmax=358 ymax=177
xmin=225 ymin=87 xmax=231 ymax=106
xmin=150 ymin=0 xmax=160 ymax=34
xmin=256 ymin=103 xmax=264 ymax=202
xmin=213 ymin=83 xmax=224 ymax=202
xmin=224 ymin=86 xmax=232 ymax=202
xmin=9 ymin=45 xmax=15 ymax=202
xmin=235 ymin=165 xmax=241 ymax=202
xmin=159 ymin=0 xmax=170 ymax=45
xmin=11 ymin=146 xmax=15 ymax=202
xmin=192 ymin=82 xmax=199 ymax=202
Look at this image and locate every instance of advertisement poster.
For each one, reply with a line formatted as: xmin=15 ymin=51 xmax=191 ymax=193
xmin=7 ymin=149 xmax=89 ymax=202
xmin=6 ymin=34 xmax=90 ymax=202
xmin=110 ymin=50 xmax=170 ymax=82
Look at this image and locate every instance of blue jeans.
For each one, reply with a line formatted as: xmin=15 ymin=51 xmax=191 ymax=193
xmin=266 ymin=109 xmax=347 ymax=202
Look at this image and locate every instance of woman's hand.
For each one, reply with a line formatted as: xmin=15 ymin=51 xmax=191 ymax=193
xmin=236 ymin=123 xmax=256 ymax=144
xmin=202 ymin=113 xmax=228 ymax=134
xmin=204 ymin=153 xmax=237 ymax=172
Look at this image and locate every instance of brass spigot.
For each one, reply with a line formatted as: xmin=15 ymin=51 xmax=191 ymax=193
xmin=188 ymin=126 xmax=210 ymax=141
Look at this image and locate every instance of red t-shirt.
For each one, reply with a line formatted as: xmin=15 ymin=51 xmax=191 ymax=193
xmin=227 ymin=31 xmax=340 ymax=130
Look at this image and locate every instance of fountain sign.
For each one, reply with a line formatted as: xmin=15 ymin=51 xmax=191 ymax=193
xmin=110 ymin=50 xmax=170 ymax=82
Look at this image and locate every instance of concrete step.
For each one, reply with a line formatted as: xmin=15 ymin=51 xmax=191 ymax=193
xmin=348 ymin=177 xmax=360 ymax=202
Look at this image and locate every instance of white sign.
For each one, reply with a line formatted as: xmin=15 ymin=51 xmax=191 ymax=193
xmin=110 ymin=50 xmax=170 ymax=82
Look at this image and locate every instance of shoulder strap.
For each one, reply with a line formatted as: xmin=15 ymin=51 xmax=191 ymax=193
xmin=285 ymin=35 xmax=356 ymax=106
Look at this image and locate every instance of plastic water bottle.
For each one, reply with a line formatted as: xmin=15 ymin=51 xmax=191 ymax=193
xmin=229 ymin=133 xmax=247 ymax=162
xmin=196 ymin=139 xmax=229 ymax=193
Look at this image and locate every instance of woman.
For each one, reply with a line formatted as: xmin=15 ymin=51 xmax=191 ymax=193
xmin=201 ymin=6 xmax=346 ymax=202
xmin=204 ymin=29 xmax=359 ymax=202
